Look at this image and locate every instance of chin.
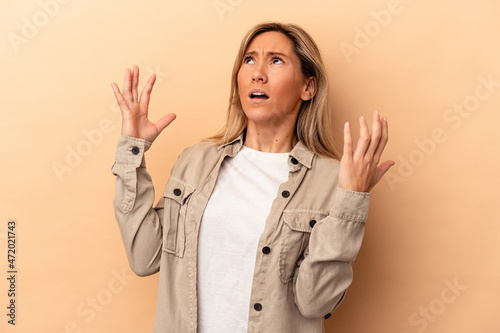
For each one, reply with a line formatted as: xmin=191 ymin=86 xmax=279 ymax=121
xmin=242 ymin=109 xmax=273 ymax=123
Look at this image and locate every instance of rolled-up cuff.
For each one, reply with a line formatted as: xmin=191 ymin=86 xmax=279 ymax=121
xmin=114 ymin=135 xmax=152 ymax=167
xmin=329 ymin=187 xmax=370 ymax=223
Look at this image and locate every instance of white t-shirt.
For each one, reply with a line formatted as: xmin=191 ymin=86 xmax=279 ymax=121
xmin=197 ymin=145 xmax=290 ymax=332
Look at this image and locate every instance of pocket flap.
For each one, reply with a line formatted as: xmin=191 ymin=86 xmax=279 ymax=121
xmin=163 ymin=177 xmax=195 ymax=205
xmin=283 ymin=211 xmax=329 ymax=233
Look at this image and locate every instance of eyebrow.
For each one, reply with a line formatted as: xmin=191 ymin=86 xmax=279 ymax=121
xmin=243 ymin=50 xmax=289 ymax=58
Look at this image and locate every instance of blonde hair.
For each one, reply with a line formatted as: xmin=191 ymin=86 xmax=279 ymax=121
xmin=208 ymin=22 xmax=340 ymax=160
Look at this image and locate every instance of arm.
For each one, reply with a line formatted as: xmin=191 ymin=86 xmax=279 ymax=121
xmin=293 ymin=110 xmax=394 ymax=317
xmin=292 ymin=187 xmax=369 ymax=317
xmin=112 ymin=135 xmax=165 ymax=276
xmin=110 ymin=66 xmax=176 ymax=276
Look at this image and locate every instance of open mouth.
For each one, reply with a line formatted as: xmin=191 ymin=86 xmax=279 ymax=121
xmin=249 ymin=91 xmax=269 ymax=100
xmin=250 ymin=92 xmax=269 ymax=100
xmin=250 ymin=92 xmax=269 ymax=99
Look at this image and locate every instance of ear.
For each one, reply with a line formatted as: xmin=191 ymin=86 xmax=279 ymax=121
xmin=301 ymin=76 xmax=316 ymax=101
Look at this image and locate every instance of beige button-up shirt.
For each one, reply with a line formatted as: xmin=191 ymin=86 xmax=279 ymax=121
xmin=112 ymin=134 xmax=370 ymax=333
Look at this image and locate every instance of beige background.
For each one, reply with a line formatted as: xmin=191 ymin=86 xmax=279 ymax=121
xmin=1 ymin=0 xmax=499 ymax=332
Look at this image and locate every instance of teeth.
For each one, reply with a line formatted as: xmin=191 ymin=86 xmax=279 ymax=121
xmin=251 ymin=92 xmax=267 ymax=97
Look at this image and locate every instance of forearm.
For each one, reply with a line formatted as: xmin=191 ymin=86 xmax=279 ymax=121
xmin=293 ymin=187 xmax=369 ymax=317
xmin=111 ymin=135 xmax=163 ymax=276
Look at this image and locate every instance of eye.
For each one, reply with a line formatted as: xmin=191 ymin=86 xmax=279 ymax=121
xmin=272 ymin=56 xmax=284 ymax=64
xmin=243 ymin=56 xmax=254 ymax=64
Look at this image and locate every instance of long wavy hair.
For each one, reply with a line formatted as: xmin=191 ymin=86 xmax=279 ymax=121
xmin=208 ymin=22 xmax=340 ymax=160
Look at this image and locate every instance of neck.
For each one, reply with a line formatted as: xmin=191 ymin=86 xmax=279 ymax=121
xmin=244 ymin=122 xmax=298 ymax=153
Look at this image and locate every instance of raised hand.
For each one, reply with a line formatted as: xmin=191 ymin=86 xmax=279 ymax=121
xmin=338 ymin=110 xmax=395 ymax=192
xmin=111 ymin=65 xmax=176 ymax=143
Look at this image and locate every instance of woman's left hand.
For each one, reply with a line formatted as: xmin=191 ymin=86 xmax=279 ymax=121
xmin=338 ymin=110 xmax=395 ymax=192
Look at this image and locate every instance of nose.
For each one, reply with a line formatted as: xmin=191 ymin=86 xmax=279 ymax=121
xmin=252 ymin=62 xmax=267 ymax=83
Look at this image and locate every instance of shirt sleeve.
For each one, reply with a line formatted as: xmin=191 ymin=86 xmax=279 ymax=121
xmin=111 ymin=135 xmax=164 ymax=276
xmin=292 ymin=187 xmax=369 ymax=318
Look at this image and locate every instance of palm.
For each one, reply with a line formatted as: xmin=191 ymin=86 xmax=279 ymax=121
xmin=338 ymin=111 xmax=394 ymax=192
xmin=111 ymin=65 xmax=176 ymax=143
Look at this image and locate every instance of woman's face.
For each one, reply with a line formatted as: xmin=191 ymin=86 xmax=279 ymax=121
xmin=237 ymin=31 xmax=313 ymax=129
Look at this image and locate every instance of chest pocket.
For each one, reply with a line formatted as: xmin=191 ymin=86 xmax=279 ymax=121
xmin=280 ymin=211 xmax=328 ymax=283
xmin=162 ymin=178 xmax=195 ymax=258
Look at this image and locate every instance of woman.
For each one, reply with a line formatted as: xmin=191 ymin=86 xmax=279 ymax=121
xmin=111 ymin=22 xmax=393 ymax=333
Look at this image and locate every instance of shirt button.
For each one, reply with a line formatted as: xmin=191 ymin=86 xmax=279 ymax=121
xmin=131 ymin=146 xmax=140 ymax=155
xmin=309 ymin=220 xmax=317 ymax=228
xmin=262 ymin=246 xmax=271 ymax=254
xmin=254 ymin=303 xmax=262 ymax=311
xmin=290 ymin=157 xmax=299 ymax=165
xmin=173 ymin=188 xmax=182 ymax=196
xmin=281 ymin=190 xmax=290 ymax=198
xmin=324 ymin=313 xmax=332 ymax=319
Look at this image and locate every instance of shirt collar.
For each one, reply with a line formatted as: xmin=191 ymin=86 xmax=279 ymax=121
xmin=218 ymin=134 xmax=244 ymax=157
xmin=289 ymin=140 xmax=314 ymax=169
xmin=218 ymin=133 xmax=314 ymax=169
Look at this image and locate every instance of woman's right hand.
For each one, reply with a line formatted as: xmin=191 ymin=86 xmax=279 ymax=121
xmin=111 ymin=65 xmax=176 ymax=143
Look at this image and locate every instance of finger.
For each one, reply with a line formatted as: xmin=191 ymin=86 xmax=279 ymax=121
xmin=155 ymin=113 xmax=177 ymax=134
xmin=111 ymin=82 xmax=129 ymax=113
xmin=122 ymin=68 xmax=132 ymax=99
xmin=366 ymin=110 xmax=382 ymax=159
xmin=132 ymin=65 xmax=139 ymax=102
xmin=375 ymin=160 xmax=395 ymax=183
xmin=139 ymin=74 xmax=157 ymax=112
xmin=111 ymin=82 xmax=122 ymax=102
xmin=354 ymin=116 xmax=370 ymax=159
xmin=342 ymin=122 xmax=353 ymax=161
xmin=373 ymin=116 xmax=389 ymax=163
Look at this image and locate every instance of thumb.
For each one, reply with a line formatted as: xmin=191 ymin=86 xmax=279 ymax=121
xmin=376 ymin=160 xmax=395 ymax=182
xmin=155 ymin=113 xmax=177 ymax=134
